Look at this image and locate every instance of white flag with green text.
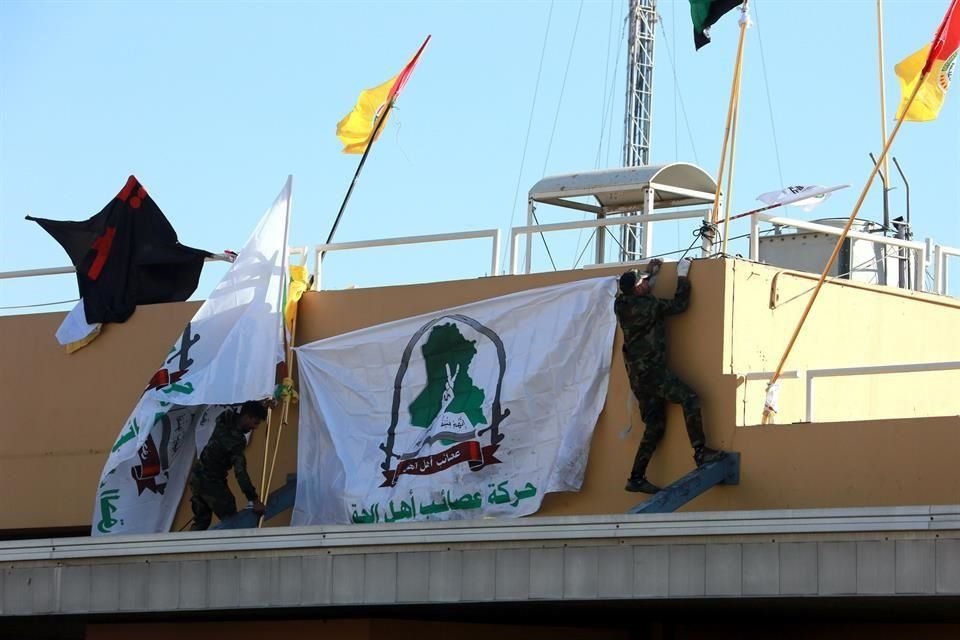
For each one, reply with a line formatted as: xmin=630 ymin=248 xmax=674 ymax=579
xmin=293 ymin=276 xmax=617 ymax=525
xmin=91 ymin=177 xmax=291 ymax=536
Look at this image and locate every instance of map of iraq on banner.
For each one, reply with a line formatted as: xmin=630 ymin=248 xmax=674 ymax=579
xmin=292 ymin=276 xmax=617 ymax=526
xmin=92 ymin=177 xmax=292 ymax=536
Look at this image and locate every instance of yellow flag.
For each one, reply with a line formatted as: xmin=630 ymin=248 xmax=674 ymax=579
xmin=335 ymin=75 xmax=398 ymax=154
xmin=284 ymin=264 xmax=309 ymax=334
xmin=335 ymin=37 xmax=430 ymax=154
xmin=894 ymin=0 xmax=959 ymax=122
xmin=895 ymin=46 xmax=943 ymax=121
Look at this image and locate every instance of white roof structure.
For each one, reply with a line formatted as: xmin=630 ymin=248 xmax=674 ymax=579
xmin=528 ymin=162 xmax=717 ymax=214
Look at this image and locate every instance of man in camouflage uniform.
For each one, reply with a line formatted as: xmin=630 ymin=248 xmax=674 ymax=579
xmin=189 ymin=401 xmax=268 ymax=530
xmin=615 ymin=258 xmax=724 ymax=494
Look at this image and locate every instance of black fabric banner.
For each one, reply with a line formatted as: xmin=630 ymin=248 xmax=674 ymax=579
xmin=28 ymin=176 xmax=210 ymax=324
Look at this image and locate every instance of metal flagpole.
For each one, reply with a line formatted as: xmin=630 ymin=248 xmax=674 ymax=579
xmin=710 ymin=0 xmax=750 ymax=227
xmin=322 ymin=35 xmax=430 ymax=262
xmin=761 ymin=74 xmax=927 ymax=423
xmin=321 ymin=99 xmax=396 ymax=262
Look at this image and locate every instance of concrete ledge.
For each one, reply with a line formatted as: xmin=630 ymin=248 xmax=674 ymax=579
xmin=2 ymin=506 xmax=960 ymax=616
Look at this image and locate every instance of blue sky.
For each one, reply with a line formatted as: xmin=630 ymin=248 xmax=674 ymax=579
xmin=1 ymin=0 xmax=958 ymax=312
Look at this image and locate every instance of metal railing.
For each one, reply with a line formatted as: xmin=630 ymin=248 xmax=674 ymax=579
xmin=749 ymin=214 xmax=929 ymax=291
xmin=311 ymin=228 xmax=501 ymax=290
xmin=0 ymin=252 xmax=255 ymax=282
xmin=742 ymin=361 xmax=960 ymax=423
xmin=0 ymin=216 xmax=955 ymax=298
xmin=510 ymin=208 xmax=712 ymax=275
xmin=933 ymin=244 xmax=959 ymax=295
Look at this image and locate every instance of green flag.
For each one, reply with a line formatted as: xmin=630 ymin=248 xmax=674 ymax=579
xmin=690 ymin=0 xmax=743 ymax=50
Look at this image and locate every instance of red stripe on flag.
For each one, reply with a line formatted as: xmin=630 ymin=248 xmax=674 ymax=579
xmin=388 ymin=35 xmax=431 ymax=102
xmin=87 ymin=226 xmax=116 ymax=281
xmin=923 ymin=0 xmax=960 ymax=74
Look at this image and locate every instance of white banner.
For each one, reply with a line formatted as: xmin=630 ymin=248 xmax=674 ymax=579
xmin=292 ymin=276 xmax=617 ymax=526
xmin=92 ymin=177 xmax=292 ymax=535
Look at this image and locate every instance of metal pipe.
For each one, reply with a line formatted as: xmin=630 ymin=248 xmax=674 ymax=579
xmin=869 ymin=152 xmax=891 ymax=233
xmin=892 ymin=156 xmax=911 ymax=228
xmin=750 ymin=214 xmax=760 ymax=260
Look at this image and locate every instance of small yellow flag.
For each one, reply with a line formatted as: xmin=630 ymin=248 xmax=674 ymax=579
xmin=335 ymin=75 xmax=399 ymax=154
xmin=284 ymin=264 xmax=309 ymax=334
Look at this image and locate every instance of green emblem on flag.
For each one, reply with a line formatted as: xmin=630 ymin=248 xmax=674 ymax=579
xmin=408 ymin=323 xmax=487 ymax=429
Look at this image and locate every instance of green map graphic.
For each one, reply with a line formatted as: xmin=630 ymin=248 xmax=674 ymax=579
xmin=408 ymin=323 xmax=487 ymax=429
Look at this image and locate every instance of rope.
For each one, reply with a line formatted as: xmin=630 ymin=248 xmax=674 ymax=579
xmin=0 ymin=298 xmax=79 ymax=310
xmin=752 ymin=1 xmax=785 ymax=187
xmin=656 ymin=14 xmax=700 ymax=165
xmin=525 ymin=0 xmax=585 ymax=273
xmin=502 ymin=0 xmax=555 ymax=272
xmin=605 ymin=13 xmax=628 ymax=167
xmin=571 ymin=0 xmax=622 ymax=267
xmin=571 ymin=3 xmax=626 ymax=267
xmin=672 ymin=0 xmax=678 ymax=161
xmin=542 ymin=0 xmax=584 ymax=178
xmin=594 ymin=0 xmax=618 ymax=168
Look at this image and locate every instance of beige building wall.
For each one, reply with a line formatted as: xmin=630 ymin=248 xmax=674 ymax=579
xmin=1 ymin=258 xmax=957 ymax=532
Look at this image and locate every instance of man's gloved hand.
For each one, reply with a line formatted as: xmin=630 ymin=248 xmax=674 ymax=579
xmin=647 ymin=258 xmax=663 ymax=274
xmin=677 ymin=258 xmax=693 ymax=278
xmin=252 ymin=499 xmax=266 ymax=515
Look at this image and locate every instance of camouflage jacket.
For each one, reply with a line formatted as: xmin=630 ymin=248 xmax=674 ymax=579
xmin=192 ymin=409 xmax=258 ymax=501
xmin=614 ymin=277 xmax=691 ymax=373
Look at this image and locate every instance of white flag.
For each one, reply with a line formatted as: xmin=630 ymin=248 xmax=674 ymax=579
xmin=292 ymin=276 xmax=617 ymax=526
xmin=92 ymin=177 xmax=292 ymax=536
xmin=757 ymin=185 xmax=838 ymax=212
xmin=56 ymin=300 xmax=101 ymax=353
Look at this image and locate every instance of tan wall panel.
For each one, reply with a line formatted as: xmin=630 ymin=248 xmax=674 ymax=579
xmin=0 ymin=302 xmax=200 ymax=530
xmin=728 ymin=260 xmax=960 ymax=425
xmin=3 ymin=258 xmax=958 ymax=532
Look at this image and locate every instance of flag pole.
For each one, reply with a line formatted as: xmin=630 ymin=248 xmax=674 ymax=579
xmin=322 ymin=100 xmax=395 ymax=262
xmin=710 ymin=0 xmax=750 ymax=227
xmin=720 ymin=28 xmax=747 ymax=255
xmin=259 ymin=408 xmax=274 ymax=507
xmin=761 ymin=73 xmax=927 ymax=423
xmin=258 ymin=302 xmax=300 ymax=528
xmin=876 ymin=0 xmax=891 ymax=183
xmin=258 ymin=175 xmax=293 ymax=525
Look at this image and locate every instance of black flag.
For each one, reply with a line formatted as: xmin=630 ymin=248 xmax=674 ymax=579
xmin=689 ymin=0 xmax=743 ymax=50
xmin=27 ymin=176 xmax=211 ymax=324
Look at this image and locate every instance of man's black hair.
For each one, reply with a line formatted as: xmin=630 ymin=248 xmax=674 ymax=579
xmin=240 ymin=401 xmax=268 ymax=421
xmin=619 ymin=270 xmax=638 ymax=294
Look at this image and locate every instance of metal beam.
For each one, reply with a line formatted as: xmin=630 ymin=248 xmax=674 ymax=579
xmin=629 ymin=453 xmax=740 ymax=514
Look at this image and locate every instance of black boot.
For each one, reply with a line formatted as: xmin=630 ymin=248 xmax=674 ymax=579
xmin=625 ymin=476 xmax=662 ymax=494
xmin=694 ymin=446 xmax=725 ymax=467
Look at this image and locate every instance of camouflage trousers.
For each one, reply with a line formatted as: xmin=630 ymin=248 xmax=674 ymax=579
xmin=626 ymin=366 xmax=705 ymax=480
xmin=189 ymin=472 xmax=237 ymax=531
